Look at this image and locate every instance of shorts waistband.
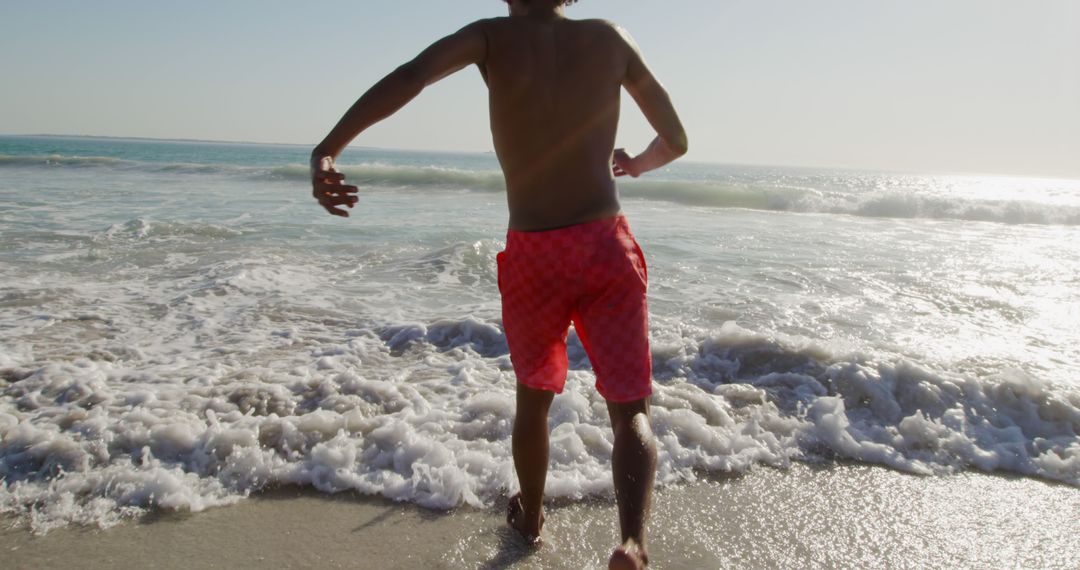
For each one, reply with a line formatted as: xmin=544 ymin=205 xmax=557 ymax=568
xmin=505 ymin=214 xmax=630 ymax=248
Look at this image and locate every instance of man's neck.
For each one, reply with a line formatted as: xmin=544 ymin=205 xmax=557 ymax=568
xmin=509 ymin=1 xmax=565 ymax=20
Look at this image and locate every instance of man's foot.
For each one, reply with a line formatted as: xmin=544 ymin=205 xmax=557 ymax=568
xmin=506 ymin=492 xmax=545 ymax=547
xmin=608 ymin=538 xmax=648 ymax=569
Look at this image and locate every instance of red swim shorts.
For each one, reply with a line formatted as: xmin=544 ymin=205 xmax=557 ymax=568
xmin=497 ymin=215 xmax=652 ymax=403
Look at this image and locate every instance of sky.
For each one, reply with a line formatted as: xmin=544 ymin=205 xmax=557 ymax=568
xmin=2 ymin=0 xmax=1078 ymax=178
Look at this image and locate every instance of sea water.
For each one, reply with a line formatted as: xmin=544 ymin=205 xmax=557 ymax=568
xmin=1 ymin=135 xmax=1078 ymax=532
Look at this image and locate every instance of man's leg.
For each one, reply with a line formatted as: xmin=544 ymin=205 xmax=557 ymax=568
xmin=607 ymin=397 xmax=656 ymax=569
xmin=510 ymin=382 xmax=555 ymax=541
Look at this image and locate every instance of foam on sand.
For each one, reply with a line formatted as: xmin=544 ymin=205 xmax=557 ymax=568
xmin=2 ymin=319 xmax=1077 ymax=533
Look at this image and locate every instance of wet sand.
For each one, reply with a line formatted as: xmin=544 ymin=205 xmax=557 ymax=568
xmin=3 ymin=463 xmax=1078 ymax=569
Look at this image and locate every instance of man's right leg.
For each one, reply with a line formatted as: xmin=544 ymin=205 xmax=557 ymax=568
xmin=607 ymin=397 xmax=656 ymax=569
xmin=510 ymin=382 xmax=555 ymax=541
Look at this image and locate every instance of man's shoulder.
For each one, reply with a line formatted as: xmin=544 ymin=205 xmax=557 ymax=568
xmin=576 ymin=19 xmax=633 ymax=49
xmin=470 ymin=16 xmax=513 ymax=30
xmin=476 ymin=16 xmax=623 ymax=34
xmin=576 ymin=18 xmax=620 ymax=29
xmin=473 ymin=16 xmax=630 ymax=56
xmin=461 ymin=17 xmax=503 ymax=32
xmin=569 ymin=18 xmax=626 ymax=37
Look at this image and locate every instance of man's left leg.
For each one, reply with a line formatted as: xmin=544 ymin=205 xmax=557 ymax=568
xmin=509 ymin=382 xmax=555 ymax=543
xmin=607 ymin=397 xmax=656 ymax=569
xmin=569 ymin=218 xmax=654 ymax=566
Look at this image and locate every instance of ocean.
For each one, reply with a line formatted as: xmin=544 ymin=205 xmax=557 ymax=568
xmin=1 ymin=135 xmax=1078 ymax=539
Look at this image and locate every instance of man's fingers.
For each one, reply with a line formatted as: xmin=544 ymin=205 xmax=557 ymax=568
xmin=321 ymin=193 xmax=358 ymax=207
xmin=310 ymin=164 xmax=357 ymax=216
xmin=315 ymin=170 xmax=346 ymax=182
xmin=318 ymin=195 xmax=352 ymax=216
xmin=313 ymin=183 xmax=359 ymax=198
xmin=323 ymin=204 xmax=350 ymax=217
xmin=315 ymin=182 xmax=359 ymax=194
xmin=317 ymin=190 xmax=357 ymax=207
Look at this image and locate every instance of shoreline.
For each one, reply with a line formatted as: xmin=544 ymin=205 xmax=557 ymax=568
xmin=3 ymin=462 xmax=1077 ymax=569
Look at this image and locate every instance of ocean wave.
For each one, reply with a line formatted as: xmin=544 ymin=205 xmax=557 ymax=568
xmin=97 ymin=218 xmax=245 ymax=242
xmin=620 ymin=179 xmax=1080 ymax=225
xmin=0 ymin=154 xmax=130 ymax=168
xmin=0 ymin=153 xmax=506 ymax=192
xmin=1 ymin=317 xmax=1077 ymax=533
xmin=4 ymin=152 xmax=1079 ymax=225
xmin=269 ymin=163 xmax=506 ymax=192
xmin=0 ymin=153 xmax=244 ymax=176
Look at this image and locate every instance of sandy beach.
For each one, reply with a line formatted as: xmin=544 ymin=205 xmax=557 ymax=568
xmin=3 ymin=462 xmax=1077 ymax=569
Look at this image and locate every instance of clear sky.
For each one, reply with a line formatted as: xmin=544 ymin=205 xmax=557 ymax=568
xmin=2 ymin=1 xmax=1078 ymax=177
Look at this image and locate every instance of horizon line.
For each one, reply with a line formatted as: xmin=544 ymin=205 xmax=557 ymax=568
xmin=2 ymin=133 xmax=1077 ymax=182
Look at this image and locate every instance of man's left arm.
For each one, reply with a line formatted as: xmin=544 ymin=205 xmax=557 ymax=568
xmin=311 ymin=21 xmax=488 ymax=217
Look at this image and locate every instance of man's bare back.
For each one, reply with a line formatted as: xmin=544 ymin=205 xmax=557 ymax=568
xmin=482 ymin=16 xmax=626 ymax=230
xmin=309 ymin=2 xmax=686 ymax=568
xmin=310 ymin=3 xmax=686 ymax=230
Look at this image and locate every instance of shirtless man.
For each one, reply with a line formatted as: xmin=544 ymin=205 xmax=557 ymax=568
xmin=310 ymin=1 xmax=687 ymax=567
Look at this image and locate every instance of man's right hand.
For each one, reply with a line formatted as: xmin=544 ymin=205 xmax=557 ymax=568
xmin=310 ymin=154 xmax=359 ymax=217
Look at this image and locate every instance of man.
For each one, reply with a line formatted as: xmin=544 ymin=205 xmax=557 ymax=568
xmin=310 ymin=1 xmax=687 ymax=567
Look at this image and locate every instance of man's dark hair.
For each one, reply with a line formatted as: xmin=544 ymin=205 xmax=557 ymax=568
xmin=502 ymin=0 xmax=579 ymax=5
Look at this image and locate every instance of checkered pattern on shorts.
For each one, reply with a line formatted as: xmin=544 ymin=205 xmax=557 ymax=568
xmin=497 ymin=215 xmax=652 ymax=403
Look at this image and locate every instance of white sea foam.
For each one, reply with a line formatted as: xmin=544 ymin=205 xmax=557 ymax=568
xmin=2 ymin=317 xmax=1078 ymax=533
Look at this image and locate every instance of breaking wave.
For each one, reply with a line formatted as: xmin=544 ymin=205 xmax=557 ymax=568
xmin=4 ymin=153 xmax=1079 ymax=225
xmin=1 ymin=318 xmax=1077 ymax=533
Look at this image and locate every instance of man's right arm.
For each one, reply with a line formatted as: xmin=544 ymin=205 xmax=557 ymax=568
xmin=310 ymin=20 xmax=488 ymax=216
xmin=613 ymin=26 xmax=689 ymax=178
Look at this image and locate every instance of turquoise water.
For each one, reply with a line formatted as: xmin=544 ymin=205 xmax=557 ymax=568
xmin=1 ymin=135 xmax=1078 ymax=532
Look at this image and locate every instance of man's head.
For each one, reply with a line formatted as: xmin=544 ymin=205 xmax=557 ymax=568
xmin=502 ymin=0 xmax=578 ymax=4
xmin=502 ymin=0 xmax=578 ymax=14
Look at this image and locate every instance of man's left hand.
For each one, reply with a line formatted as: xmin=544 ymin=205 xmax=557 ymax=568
xmin=612 ymin=148 xmax=640 ymax=178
